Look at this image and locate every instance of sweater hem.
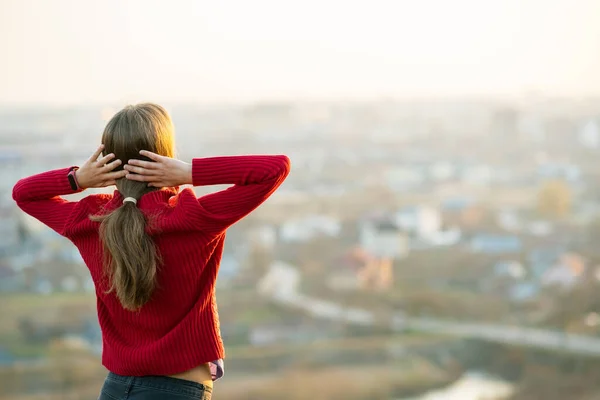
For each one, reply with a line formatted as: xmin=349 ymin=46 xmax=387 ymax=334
xmin=101 ymin=349 xmax=225 ymax=377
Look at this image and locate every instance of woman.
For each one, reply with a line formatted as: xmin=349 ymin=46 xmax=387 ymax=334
xmin=12 ymin=103 xmax=291 ymax=399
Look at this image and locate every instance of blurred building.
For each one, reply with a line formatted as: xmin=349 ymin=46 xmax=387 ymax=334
xmin=359 ymin=220 xmax=409 ymax=259
xmin=394 ymin=205 xmax=442 ymax=239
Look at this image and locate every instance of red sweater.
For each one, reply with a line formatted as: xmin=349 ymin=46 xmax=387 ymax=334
xmin=12 ymin=155 xmax=290 ymax=376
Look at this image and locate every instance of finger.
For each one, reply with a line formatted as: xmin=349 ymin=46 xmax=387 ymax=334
xmin=103 ymin=159 xmax=122 ymax=171
xmin=97 ymin=153 xmax=116 ymax=165
xmin=123 ymin=164 xmax=152 ymax=175
xmin=127 ymin=159 xmax=159 ymax=169
xmin=125 ymin=173 xmax=156 ymax=182
xmin=101 ymin=181 xmax=117 ymax=187
xmin=139 ymin=150 xmax=163 ymax=162
xmin=106 ymin=170 xmax=128 ymax=180
xmin=88 ymin=144 xmax=105 ymax=163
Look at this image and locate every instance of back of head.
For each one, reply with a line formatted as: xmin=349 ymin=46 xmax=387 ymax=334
xmin=91 ymin=103 xmax=175 ymax=311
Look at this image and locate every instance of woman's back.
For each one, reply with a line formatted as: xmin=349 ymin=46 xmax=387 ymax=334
xmin=68 ymin=187 xmax=225 ymax=376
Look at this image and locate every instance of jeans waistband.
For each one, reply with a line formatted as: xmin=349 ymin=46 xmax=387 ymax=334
xmin=106 ymin=371 xmax=211 ymax=392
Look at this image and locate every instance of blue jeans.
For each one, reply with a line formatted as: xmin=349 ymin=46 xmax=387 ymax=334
xmin=98 ymin=372 xmax=212 ymax=400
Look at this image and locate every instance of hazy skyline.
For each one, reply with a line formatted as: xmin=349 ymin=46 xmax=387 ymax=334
xmin=1 ymin=0 xmax=600 ymax=106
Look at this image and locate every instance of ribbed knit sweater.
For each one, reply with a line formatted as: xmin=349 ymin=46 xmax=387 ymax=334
xmin=12 ymin=155 xmax=291 ymax=376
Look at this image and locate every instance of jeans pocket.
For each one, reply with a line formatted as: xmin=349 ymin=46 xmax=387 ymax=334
xmin=98 ymin=378 xmax=124 ymax=400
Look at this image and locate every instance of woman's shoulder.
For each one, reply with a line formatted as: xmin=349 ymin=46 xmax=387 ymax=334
xmin=165 ymin=188 xmax=209 ymax=219
xmin=66 ymin=193 xmax=119 ymax=224
xmin=79 ymin=192 xmax=115 ymax=211
xmin=62 ymin=193 xmax=115 ymax=237
xmin=163 ymin=187 xmax=200 ymax=207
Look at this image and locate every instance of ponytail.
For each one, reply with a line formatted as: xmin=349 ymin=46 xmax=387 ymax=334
xmin=91 ymin=180 xmax=160 ymax=311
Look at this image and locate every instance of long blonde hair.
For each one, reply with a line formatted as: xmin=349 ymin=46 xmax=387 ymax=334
xmin=91 ymin=103 xmax=175 ymax=311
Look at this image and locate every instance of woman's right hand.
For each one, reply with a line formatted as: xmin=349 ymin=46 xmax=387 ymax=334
xmin=124 ymin=150 xmax=192 ymax=187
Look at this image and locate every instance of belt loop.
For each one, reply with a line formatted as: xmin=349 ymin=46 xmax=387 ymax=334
xmin=124 ymin=376 xmax=135 ymax=396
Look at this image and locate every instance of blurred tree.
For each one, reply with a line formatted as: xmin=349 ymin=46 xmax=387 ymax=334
xmin=537 ymin=179 xmax=571 ymax=219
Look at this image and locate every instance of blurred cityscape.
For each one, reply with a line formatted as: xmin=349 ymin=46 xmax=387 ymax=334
xmin=3 ymin=97 xmax=600 ymax=399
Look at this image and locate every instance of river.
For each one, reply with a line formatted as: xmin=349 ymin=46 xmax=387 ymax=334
xmin=402 ymin=371 xmax=514 ymax=400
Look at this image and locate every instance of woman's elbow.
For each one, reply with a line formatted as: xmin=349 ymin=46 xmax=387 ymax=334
xmin=277 ymin=155 xmax=291 ymax=178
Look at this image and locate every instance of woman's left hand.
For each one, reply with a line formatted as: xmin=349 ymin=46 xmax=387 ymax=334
xmin=75 ymin=144 xmax=128 ymax=189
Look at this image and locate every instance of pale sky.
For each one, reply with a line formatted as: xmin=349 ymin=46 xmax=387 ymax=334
xmin=0 ymin=0 xmax=599 ymax=105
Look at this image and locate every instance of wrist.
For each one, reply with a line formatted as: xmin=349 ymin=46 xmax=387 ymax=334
xmin=76 ymin=171 xmax=88 ymax=189
xmin=183 ymin=162 xmax=193 ymax=185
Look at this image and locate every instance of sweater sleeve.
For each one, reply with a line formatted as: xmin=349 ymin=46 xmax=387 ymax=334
xmin=12 ymin=167 xmax=83 ymax=236
xmin=191 ymin=155 xmax=290 ymax=233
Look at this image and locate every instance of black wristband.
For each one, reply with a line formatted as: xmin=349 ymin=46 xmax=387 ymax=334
xmin=67 ymin=167 xmax=79 ymax=191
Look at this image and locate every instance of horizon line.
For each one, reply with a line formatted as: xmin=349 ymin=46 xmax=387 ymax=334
xmin=2 ymin=93 xmax=600 ymax=110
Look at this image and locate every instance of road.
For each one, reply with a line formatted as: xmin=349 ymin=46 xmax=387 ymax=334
xmin=258 ymin=262 xmax=600 ymax=356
